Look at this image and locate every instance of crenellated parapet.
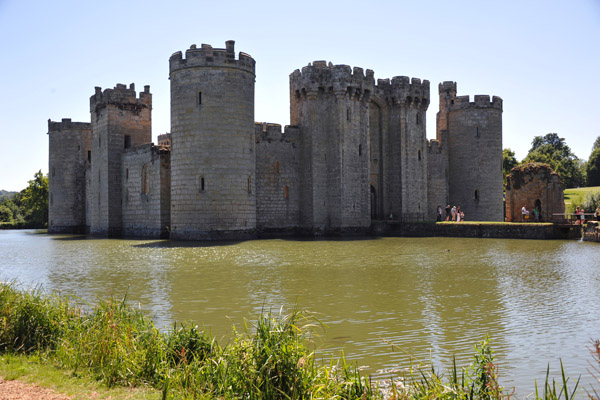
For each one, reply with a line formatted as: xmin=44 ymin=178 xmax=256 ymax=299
xmin=169 ymin=41 xmax=255 ymax=76
xmin=450 ymin=94 xmax=503 ymax=111
xmin=255 ymin=123 xmax=300 ymax=143
xmin=90 ymin=83 xmax=152 ymax=113
xmin=290 ymin=61 xmax=375 ymax=100
xmin=438 ymin=81 xmax=502 ymax=112
xmin=427 ymin=138 xmax=444 ymax=154
xmin=47 ymin=118 xmax=90 ymax=133
xmin=375 ymin=76 xmax=430 ymax=109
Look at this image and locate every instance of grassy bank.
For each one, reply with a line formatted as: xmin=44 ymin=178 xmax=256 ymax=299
xmin=0 ymin=283 xmax=588 ymax=399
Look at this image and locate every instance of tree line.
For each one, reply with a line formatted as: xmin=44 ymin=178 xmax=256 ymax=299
xmin=0 ymin=170 xmax=48 ymax=228
xmin=503 ymin=133 xmax=600 ymax=189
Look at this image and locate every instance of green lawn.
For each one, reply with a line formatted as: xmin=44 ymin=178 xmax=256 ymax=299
xmin=564 ymin=186 xmax=600 ymax=211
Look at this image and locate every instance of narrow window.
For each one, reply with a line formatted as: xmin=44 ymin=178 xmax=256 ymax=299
xmin=418 ymin=150 xmax=421 ymax=161
xmin=474 ymin=189 xmax=479 ymax=200
xmin=52 ymin=167 xmax=55 ymax=177
xmin=475 ymin=127 xmax=479 ymax=137
xmin=199 ymin=176 xmax=205 ymax=192
xmin=99 ymin=136 xmax=101 ymax=147
xmin=359 ymin=144 xmax=362 ymax=156
xmin=141 ymin=164 xmax=149 ymax=194
xmin=347 ymin=108 xmax=351 ymax=121
xmin=78 ymin=145 xmax=81 ymax=151
xmin=198 ymin=91 xmax=202 ymax=105
xmin=416 ymin=113 xmax=420 ymax=124
xmin=248 ymin=175 xmax=252 ymax=194
xmin=284 ymin=185 xmax=289 ymax=200
xmin=124 ymin=135 xmax=131 ymax=148
xmin=126 ymin=168 xmax=129 ymax=181
xmin=88 ymin=151 xmax=91 ymax=162
xmin=275 ymin=161 xmax=280 ymax=174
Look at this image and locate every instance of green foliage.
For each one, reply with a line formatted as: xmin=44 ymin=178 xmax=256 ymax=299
xmin=0 ymin=283 xmax=378 ymax=399
xmin=524 ymin=133 xmax=584 ymax=188
xmin=20 ymin=170 xmax=48 ymax=228
xmin=593 ymin=136 xmax=600 ymax=152
xmin=0 ymin=204 xmax=13 ymax=222
xmin=582 ymin=190 xmax=600 ymax=214
xmin=587 ymin=148 xmax=600 ymax=187
xmin=502 ymin=148 xmax=519 ymax=186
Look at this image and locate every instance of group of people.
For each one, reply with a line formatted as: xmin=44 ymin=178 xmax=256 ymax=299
xmin=521 ymin=205 xmax=542 ymax=222
xmin=437 ymin=205 xmax=465 ymax=222
xmin=573 ymin=206 xmax=600 ymax=224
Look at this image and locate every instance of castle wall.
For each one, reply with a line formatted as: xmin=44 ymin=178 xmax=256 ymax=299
xmin=441 ymin=83 xmax=503 ymax=221
xmin=427 ymin=136 xmax=449 ymax=220
xmin=121 ymin=144 xmax=170 ymax=237
xmin=373 ymin=77 xmax=430 ymax=221
xmin=89 ymin=84 xmax=152 ymax=236
xmin=290 ymin=62 xmax=373 ymax=231
xmin=255 ymin=123 xmax=300 ymax=229
xmin=169 ymin=41 xmax=256 ymax=240
xmin=47 ymin=119 xmax=91 ymax=233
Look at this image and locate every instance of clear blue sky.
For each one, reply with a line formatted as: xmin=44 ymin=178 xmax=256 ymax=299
xmin=1 ymin=0 xmax=598 ymax=191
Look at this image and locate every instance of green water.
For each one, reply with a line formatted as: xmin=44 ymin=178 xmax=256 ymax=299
xmin=1 ymin=230 xmax=599 ymax=396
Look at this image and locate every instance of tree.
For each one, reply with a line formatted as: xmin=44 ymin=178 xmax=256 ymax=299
xmin=20 ymin=170 xmax=48 ymax=227
xmin=523 ymin=133 xmax=584 ymax=188
xmin=593 ymin=136 xmax=600 ymax=152
xmin=0 ymin=204 xmax=12 ymax=222
xmin=502 ymin=148 xmax=518 ymax=186
xmin=588 ymin=147 xmax=600 ymax=187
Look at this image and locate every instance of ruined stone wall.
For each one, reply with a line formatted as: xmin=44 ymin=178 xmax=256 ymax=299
xmin=169 ymin=41 xmax=256 ymax=240
xmin=427 ymin=135 xmax=449 ymax=220
xmin=121 ymin=144 xmax=170 ymax=238
xmin=441 ymin=82 xmax=503 ymax=221
xmin=255 ymin=123 xmax=300 ymax=229
xmin=47 ymin=119 xmax=91 ymax=233
xmin=505 ymin=163 xmax=565 ymax=222
xmin=290 ymin=61 xmax=373 ymax=231
xmin=89 ymin=84 xmax=152 ymax=236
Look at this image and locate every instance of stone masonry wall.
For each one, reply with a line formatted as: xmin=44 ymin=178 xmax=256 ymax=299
xmin=89 ymin=84 xmax=152 ymax=236
xmin=169 ymin=42 xmax=256 ymax=240
xmin=290 ymin=61 xmax=373 ymax=231
xmin=444 ymin=86 xmax=503 ymax=221
xmin=255 ymin=123 xmax=300 ymax=229
xmin=122 ymin=144 xmax=170 ymax=238
xmin=505 ymin=163 xmax=565 ymax=222
xmin=48 ymin=119 xmax=91 ymax=233
xmin=427 ymin=136 xmax=449 ymax=220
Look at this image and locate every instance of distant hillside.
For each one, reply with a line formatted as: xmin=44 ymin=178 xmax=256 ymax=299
xmin=0 ymin=190 xmax=18 ymax=202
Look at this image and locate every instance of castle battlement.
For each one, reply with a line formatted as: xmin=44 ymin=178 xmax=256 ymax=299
xmin=375 ymin=76 xmax=430 ymax=107
xmin=90 ymin=83 xmax=152 ymax=112
xmin=47 ymin=118 xmax=90 ymax=133
xmin=428 ymin=138 xmax=444 ymax=153
xmin=169 ymin=41 xmax=255 ymax=75
xmin=255 ymin=122 xmax=300 ymax=143
xmin=450 ymin=94 xmax=503 ymax=111
xmin=290 ymin=61 xmax=375 ymax=98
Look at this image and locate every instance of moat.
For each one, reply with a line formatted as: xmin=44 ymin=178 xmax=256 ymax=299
xmin=1 ymin=229 xmax=599 ymax=397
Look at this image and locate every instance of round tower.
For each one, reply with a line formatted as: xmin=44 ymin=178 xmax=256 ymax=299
xmin=289 ymin=62 xmax=374 ymax=231
xmin=443 ymin=83 xmax=503 ymax=221
xmin=169 ymin=41 xmax=256 ymax=240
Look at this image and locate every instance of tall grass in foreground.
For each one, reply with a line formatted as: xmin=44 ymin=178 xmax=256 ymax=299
xmin=0 ymin=282 xmax=588 ymax=399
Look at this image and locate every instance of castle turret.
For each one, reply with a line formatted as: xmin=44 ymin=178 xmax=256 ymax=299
xmin=169 ymin=41 xmax=256 ymax=240
xmin=370 ymin=77 xmax=430 ymax=221
xmin=47 ymin=118 xmax=91 ymax=233
xmin=290 ymin=62 xmax=374 ymax=231
xmin=89 ymin=83 xmax=152 ymax=236
xmin=438 ymin=82 xmax=503 ymax=221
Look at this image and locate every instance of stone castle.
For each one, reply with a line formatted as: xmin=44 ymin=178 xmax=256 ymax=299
xmin=48 ymin=40 xmax=503 ymax=239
